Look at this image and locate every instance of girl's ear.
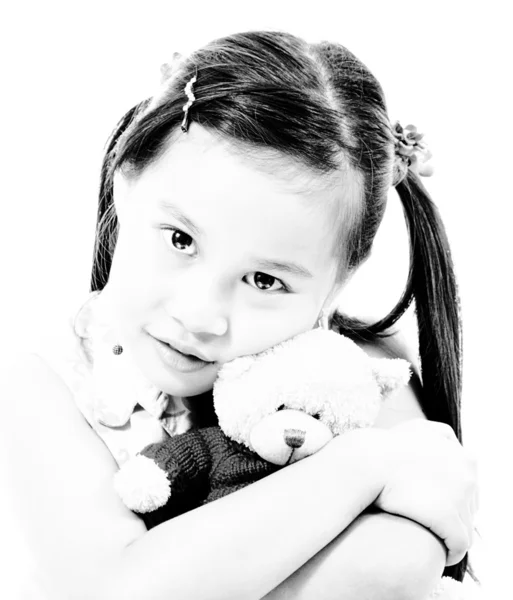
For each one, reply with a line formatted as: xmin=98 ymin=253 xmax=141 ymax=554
xmin=322 ymin=278 xmax=349 ymax=317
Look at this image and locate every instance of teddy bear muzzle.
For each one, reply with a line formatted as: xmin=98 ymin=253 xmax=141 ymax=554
xmin=249 ymin=409 xmax=334 ymax=466
xmin=283 ymin=428 xmax=306 ymax=449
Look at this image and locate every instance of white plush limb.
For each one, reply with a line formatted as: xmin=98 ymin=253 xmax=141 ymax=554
xmin=113 ymin=455 xmax=171 ymax=513
xmin=370 ymin=357 xmax=412 ymax=399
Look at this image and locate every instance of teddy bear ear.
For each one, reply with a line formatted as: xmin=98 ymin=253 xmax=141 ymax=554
xmin=370 ymin=358 xmax=412 ymax=399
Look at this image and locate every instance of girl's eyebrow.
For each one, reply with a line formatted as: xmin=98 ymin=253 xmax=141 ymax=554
xmin=252 ymin=258 xmax=313 ymax=279
xmin=158 ymin=201 xmax=203 ymax=236
xmin=158 ymin=200 xmax=313 ymax=279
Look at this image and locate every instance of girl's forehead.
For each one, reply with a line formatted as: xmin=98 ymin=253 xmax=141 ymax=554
xmin=140 ymin=125 xmax=332 ymax=197
xmin=121 ymin=125 xmax=354 ymax=273
xmin=131 ymin=124 xmax=350 ymax=219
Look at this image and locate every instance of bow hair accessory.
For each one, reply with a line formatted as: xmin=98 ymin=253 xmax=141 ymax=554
xmin=160 ymin=52 xmax=184 ymax=85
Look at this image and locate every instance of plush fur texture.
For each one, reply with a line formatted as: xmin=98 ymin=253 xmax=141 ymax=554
xmin=115 ymin=329 xmax=410 ymax=522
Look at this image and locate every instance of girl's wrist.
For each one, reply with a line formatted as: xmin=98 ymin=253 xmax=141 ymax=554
xmin=322 ymin=428 xmax=387 ymax=505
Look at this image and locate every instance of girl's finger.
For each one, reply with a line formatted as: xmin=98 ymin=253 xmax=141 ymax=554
xmin=425 ymin=505 xmax=469 ymax=567
xmin=444 ymin=512 xmax=471 ymax=566
xmin=459 ymin=503 xmax=475 ymax=552
xmin=472 ymin=489 xmax=480 ymax=516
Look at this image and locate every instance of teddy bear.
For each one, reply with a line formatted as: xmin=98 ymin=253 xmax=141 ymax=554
xmin=113 ymin=327 xmax=469 ymax=599
xmin=113 ymin=328 xmax=411 ymax=527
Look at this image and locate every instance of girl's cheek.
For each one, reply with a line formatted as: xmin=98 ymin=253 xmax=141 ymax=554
xmin=127 ymin=232 xmax=179 ymax=289
xmin=230 ymin=302 xmax=315 ymax=357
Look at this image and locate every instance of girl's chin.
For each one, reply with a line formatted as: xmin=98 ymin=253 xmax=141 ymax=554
xmin=138 ymin=339 xmax=220 ymax=396
xmin=159 ymin=371 xmax=218 ymax=397
xmin=143 ymin=364 xmax=218 ymax=397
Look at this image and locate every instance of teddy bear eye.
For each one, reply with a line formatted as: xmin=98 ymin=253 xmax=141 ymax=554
xmin=312 ymin=413 xmax=322 ymax=420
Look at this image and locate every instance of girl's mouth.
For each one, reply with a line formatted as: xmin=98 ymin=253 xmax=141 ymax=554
xmin=153 ymin=337 xmax=214 ymax=373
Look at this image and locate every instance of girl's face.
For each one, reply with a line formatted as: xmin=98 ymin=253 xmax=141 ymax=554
xmin=104 ymin=125 xmax=346 ymax=397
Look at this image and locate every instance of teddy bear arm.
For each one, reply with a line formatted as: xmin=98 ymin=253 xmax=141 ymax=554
xmin=137 ymin=427 xmax=221 ymax=520
xmin=204 ymin=433 xmax=280 ymax=505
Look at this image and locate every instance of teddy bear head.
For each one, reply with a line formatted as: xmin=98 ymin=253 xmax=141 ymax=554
xmin=213 ymin=329 xmax=411 ymax=465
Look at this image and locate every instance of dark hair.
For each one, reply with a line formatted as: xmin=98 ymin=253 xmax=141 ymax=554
xmin=90 ymin=30 xmax=466 ymax=581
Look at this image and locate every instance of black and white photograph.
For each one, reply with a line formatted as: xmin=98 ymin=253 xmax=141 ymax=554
xmin=1 ymin=1 xmax=509 ymax=598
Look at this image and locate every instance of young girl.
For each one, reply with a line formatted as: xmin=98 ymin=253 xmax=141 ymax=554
xmin=1 ymin=30 xmax=478 ymax=599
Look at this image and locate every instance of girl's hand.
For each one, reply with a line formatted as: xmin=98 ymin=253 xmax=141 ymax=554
xmin=372 ymin=419 xmax=478 ymax=566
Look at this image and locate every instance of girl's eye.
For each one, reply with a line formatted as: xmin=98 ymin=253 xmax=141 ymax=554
xmin=161 ymin=227 xmax=196 ymax=255
xmin=246 ymin=272 xmax=288 ymax=293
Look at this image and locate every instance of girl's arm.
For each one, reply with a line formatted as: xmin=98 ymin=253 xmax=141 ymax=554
xmin=1 ymin=353 xmax=384 ymax=600
xmin=2 ymin=339 xmax=472 ymax=600
xmin=262 ymin=334 xmax=448 ymax=600
xmin=263 ymin=511 xmax=446 ymax=600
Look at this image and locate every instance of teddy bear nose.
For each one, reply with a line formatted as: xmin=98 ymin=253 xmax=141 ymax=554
xmin=284 ymin=428 xmax=306 ymax=449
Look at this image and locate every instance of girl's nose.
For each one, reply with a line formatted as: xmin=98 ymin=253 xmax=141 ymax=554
xmin=165 ymin=281 xmax=229 ymax=337
xmin=178 ymin=313 xmax=228 ymax=336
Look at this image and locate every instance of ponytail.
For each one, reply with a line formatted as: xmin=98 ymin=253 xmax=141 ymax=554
xmin=395 ymin=171 xmax=462 ymax=437
xmin=334 ymin=171 xmax=462 ymax=437
xmin=397 ymin=172 xmax=470 ymax=582
xmin=334 ymin=171 xmax=466 ymax=580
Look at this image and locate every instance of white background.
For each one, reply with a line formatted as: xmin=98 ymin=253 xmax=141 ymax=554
xmin=1 ymin=1 xmax=510 ymax=596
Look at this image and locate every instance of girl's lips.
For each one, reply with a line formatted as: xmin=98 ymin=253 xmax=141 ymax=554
xmin=154 ymin=335 xmax=213 ymax=363
xmin=153 ymin=336 xmax=214 ymax=374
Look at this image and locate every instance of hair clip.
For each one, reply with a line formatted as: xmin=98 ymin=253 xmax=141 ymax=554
xmin=181 ymin=74 xmax=197 ymax=133
xmin=392 ymin=121 xmax=434 ymax=181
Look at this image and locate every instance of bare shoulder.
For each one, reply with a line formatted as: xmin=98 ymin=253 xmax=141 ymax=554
xmin=0 ymin=352 xmax=74 ymax=426
xmin=1 ymin=352 xmax=94 ymax=444
xmin=0 ymin=353 xmax=146 ymax=595
xmin=354 ymin=328 xmax=419 ymax=366
xmin=354 ymin=331 xmax=426 ymax=428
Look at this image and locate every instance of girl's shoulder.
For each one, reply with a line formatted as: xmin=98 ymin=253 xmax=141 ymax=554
xmin=354 ymin=326 xmax=420 ymax=371
xmin=29 ymin=292 xmax=97 ymax=404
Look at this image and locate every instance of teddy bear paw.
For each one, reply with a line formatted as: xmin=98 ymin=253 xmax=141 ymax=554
xmin=114 ymin=455 xmax=171 ymax=513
